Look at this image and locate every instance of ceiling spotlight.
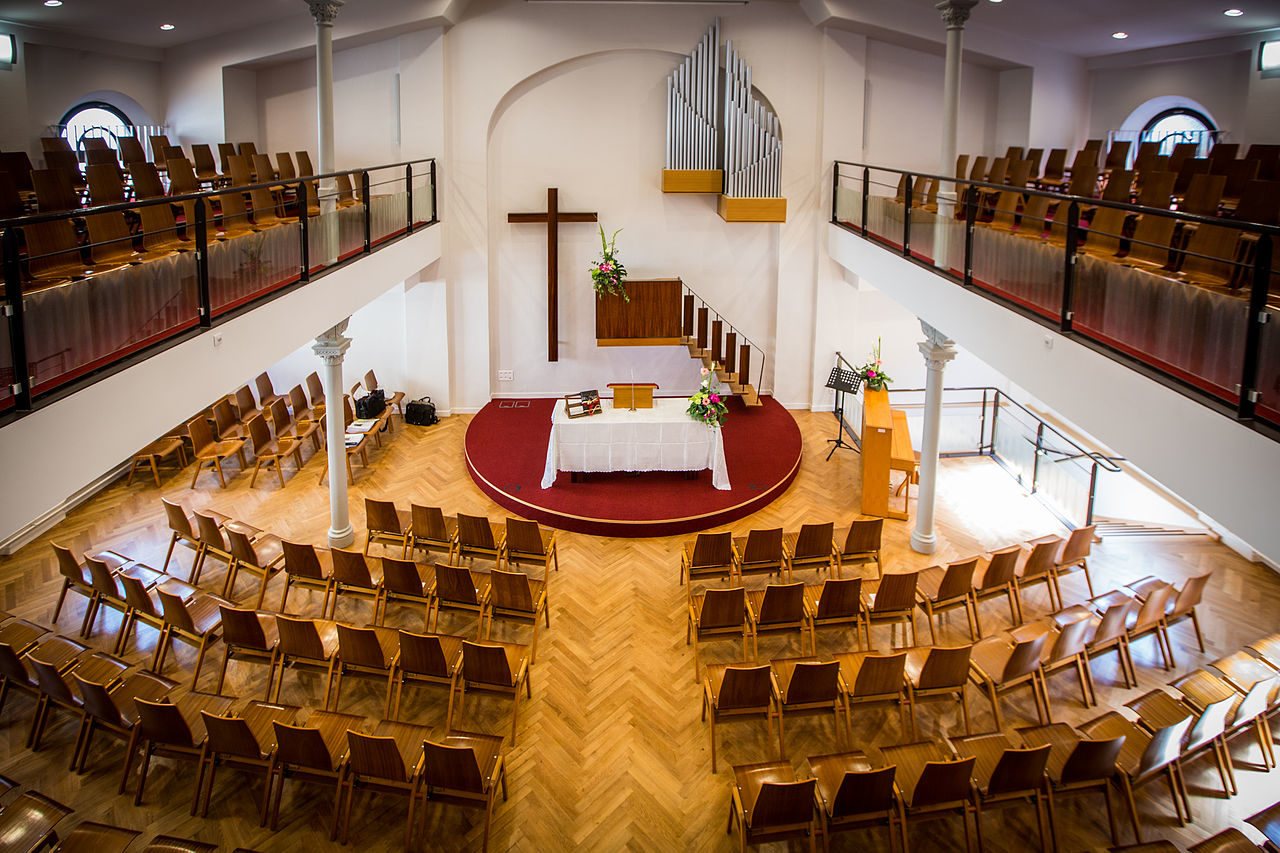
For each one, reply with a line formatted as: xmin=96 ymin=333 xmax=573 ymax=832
xmin=1112 ymin=31 xmax=1129 ymax=39
xmin=1224 ymin=8 xmax=1244 ymax=15
xmin=159 ymin=22 xmax=174 ymax=30
xmin=43 ymin=0 xmax=62 ymax=6
xmin=988 ymin=0 xmax=1002 ymax=4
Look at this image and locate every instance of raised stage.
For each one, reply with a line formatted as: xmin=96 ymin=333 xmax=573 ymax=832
xmin=464 ymin=396 xmax=802 ymax=537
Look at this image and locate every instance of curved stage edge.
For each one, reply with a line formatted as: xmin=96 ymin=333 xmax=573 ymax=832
xmin=464 ymin=396 xmax=802 ymax=538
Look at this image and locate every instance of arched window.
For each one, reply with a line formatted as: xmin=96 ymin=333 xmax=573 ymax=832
xmin=1141 ymin=107 xmax=1217 ymax=157
xmin=58 ymin=102 xmax=131 ymax=154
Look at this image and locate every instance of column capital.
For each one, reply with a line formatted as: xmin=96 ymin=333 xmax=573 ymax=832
xmin=312 ymin=319 xmax=351 ymax=364
xmin=936 ymin=0 xmax=979 ymax=30
xmin=304 ymin=0 xmax=344 ymax=26
xmin=918 ymin=320 xmax=958 ymax=369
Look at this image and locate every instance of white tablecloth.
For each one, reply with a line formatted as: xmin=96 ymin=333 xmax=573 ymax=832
xmin=540 ymin=397 xmax=731 ymax=490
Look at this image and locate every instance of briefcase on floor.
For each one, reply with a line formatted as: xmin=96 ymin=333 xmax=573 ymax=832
xmin=406 ymin=396 xmax=438 ymax=426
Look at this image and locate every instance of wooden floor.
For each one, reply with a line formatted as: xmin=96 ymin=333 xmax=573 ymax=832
xmin=0 ymin=408 xmax=1277 ymax=852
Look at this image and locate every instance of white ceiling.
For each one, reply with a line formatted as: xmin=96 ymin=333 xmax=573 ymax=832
xmin=0 ymin=0 xmax=1278 ymax=56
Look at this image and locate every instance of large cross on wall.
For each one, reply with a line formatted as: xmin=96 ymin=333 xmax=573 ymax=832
xmin=508 ymin=188 xmax=598 ymax=362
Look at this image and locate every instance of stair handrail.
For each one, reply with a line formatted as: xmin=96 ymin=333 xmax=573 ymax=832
xmin=681 ymin=281 xmax=766 ymax=394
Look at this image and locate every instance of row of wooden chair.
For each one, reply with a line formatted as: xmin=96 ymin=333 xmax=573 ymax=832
xmin=362 ymin=498 xmax=559 ymax=575
xmin=0 ymin=773 xmax=253 ymax=853
xmin=681 ymin=519 xmax=883 ymax=586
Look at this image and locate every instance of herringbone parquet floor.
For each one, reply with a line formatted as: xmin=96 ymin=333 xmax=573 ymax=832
xmin=0 ymin=407 xmax=1277 ymax=852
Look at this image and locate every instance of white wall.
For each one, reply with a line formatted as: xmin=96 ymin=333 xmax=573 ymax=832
xmin=829 ymin=223 xmax=1280 ymax=566
xmin=1089 ymin=51 xmax=1252 ymax=139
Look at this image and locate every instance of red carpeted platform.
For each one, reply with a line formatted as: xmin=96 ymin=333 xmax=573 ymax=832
xmin=464 ymin=395 xmax=802 ymax=537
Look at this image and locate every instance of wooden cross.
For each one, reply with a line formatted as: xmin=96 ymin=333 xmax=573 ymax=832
xmin=508 ymin=188 xmax=598 ymax=362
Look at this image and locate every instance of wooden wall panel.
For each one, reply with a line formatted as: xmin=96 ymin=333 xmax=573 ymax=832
xmin=595 ymin=278 xmax=683 ymax=346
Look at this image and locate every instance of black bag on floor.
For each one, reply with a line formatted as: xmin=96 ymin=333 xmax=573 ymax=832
xmin=354 ymin=389 xmax=386 ymax=419
xmin=406 ymin=396 xmax=438 ymax=426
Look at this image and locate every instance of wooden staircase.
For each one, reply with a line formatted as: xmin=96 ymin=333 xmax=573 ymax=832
xmin=681 ymin=295 xmax=762 ymax=407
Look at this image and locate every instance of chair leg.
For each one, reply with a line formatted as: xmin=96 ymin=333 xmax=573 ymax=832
xmin=52 ymin=581 xmax=71 ymax=623
xmin=1190 ymin=609 xmax=1206 ymax=652
xmin=1120 ymin=775 xmax=1142 ymax=843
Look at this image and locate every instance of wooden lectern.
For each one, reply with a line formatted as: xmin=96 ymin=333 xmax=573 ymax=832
xmin=608 ymin=383 xmax=658 ymax=409
xmin=859 ymin=388 xmax=915 ymax=520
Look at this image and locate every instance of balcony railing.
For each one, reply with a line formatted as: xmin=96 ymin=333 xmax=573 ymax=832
xmin=0 ymin=158 xmax=436 ymax=422
xmin=832 ymin=161 xmax=1279 ymax=434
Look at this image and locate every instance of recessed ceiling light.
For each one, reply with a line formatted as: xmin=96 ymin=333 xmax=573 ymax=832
xmin=1112 ymin=31 xmax=1129 ymax=39
xmin=43 ymin=0 xmax=62 ymax=7
xmin=1224 ymin=8 xmax=1244 ymax=15
xmin=988 ymin=0 xmax=1002 ymax=4
xmin=159 ymin=22 xmax=174 ymax=30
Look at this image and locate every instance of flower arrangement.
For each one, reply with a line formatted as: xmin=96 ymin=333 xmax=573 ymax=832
xmin=687 ymin=366 xmax=729 ymax=428
xmin=855 ymin=337 xmax=892 ymax=391
xmin=589 ymin=226 xmax=628 ymax=301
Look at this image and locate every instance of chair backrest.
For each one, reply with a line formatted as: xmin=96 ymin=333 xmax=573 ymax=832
xmin=504 ymin=518 xmax=546 ymax=555
xmin=276 ymin=152 xmax=297 ymax=180
xmin=792 ymin=522 xmax=834 ymax=560
xmin=1047 ymin=617 xmax=1092 ymax=661
xmin=742 ymin=527 xmax=778 ymax=560
xmin=226 ymin=154 xmax=252 ymax=186
xmin=1136 ymin=716 xmax=1194 ymax=777
xmin=782 ymin=660 xmax=840 ymax=704
xmin=289 ymin=384 xmax=310 ymax=416
xmin=1001 ymin=633 xmax=1049 ymax=682
xmin=1043 ymin=148 xmax=1067 ymax=179
xmin=157 ymin=588 xmax=198 ymax=634
xmin=1173 ymin=573 xmax=1211 ymax=615
xmin=282 ymin=540 xmax=326 ymax=580
xmin=398 ymin=631 xmax=453 ymax=677
xmin=118 ymin=573 xmax=157 ymax=616
xmin=871 ymin=572 xmax=917 ymax=611
xmin=254 ymin=372 xmax=276 ymax=402
xmin=936 ymin=558 xmax=978 ymax=600
xmin=700 ymin=586 xmax=746 ymax=629
xmin=690 ymin=531 xmax=733 ymax=567
xmin=716 ymin=665 xmax=774 ymax=710
xmin=347 ymin=731 xmax=411 ymax=783
xmin=275 ymin=615 xmax=326 ymax=659
xmin=842 ymin=518 xmax=882 ymax=554
xmin=411 ymin=505 xmax=450 ymax=541
xmin=226 ymin=527 xmax=262 ymax=568
xmin=212 ymin=399 xmax=240 ymax=437
xmin=1104 ymin=140 xmax=1131 ymax=170
xmin=911 ymin=756 xmax=976 ymax=807
xmin=247 ymin=415 xmax=272 ymax=456
xmin=337 ymin=624 xmax=392 ymax=668
xmin=51 ymin=542 xmax=88 ymax=585
xmin=306 ymin=372 xmax=325 ymax=406
xmin=434 ymin=563 xmax=479 ymax=605
xmin=1059 ymin=525 xmax=1095 ymax=564
xmin=987 ymin=744 xmax=1051 ymax=795
xmin=128 ymin=161 xmax=165 ymax=198
xmin=490 ymin=569 xmax=535 ymax=611
xmin=192 ymin=143 xmax=217 ymax=175
xmin=814 ymin=577 xmax=862 ymax=619
xmin=1021 ymin=538 xmax=1061 ymax=579
xmin=136 ymin=697 xmax=196 ymax=747
xmin=423 ymin=740 xmax=485 ymax=793
xmin=0 ymin=642 xmax=32 ymax=684
xmin=748 ymin=778 xmax=817 ymax=829
xmin=1101 ymin=171 xmax=1133 ymax=203
xmin=252 ymin=154 xmax=276 ymax=185
xmin=273 ymin=722 xmax=336 ymax=772
xmin=366 ymin=498 xmax=404 ymax=535
xmin=457 ymin=514 xmax=496 ymax=549
xmin=918 ymin=645 xmax=972 ymax=689
xmin=1060 ymin=735 xmax=1125 ymax=784
xmin=382 ymin=557 xmax=427 ymax=596
xmin=73 ymin=675 xmax=122 ymax=726
xmin=1132 ymin=584 xmax=1174 ymax=629
xmin=332 ymin=547 xmax=376 ymax=588
xmin=296 ymin=150 xmax=315 ymax=176
xmin=270 ymin=399 xmax=293 ymax=433
xmin=1090 ymin=599 xmax=1134 ymax=645
xmin=1025 ymin=148 xmax=1044 ymax=179
xmin=219 ymin=606 xmax=269 ymax=650
xmin=202 ymin=711 xmax=263 ymax=760
xmin=462 ymin=640 xmax=515 ymax=687
xmin=85 ymin=555 xmax=119 ymax=597
xmin=758 ymin=582 xmax=805 ymax=623
xmin=1186 ymin=694 xmax=1236 ymax=750
xmin=853 ymin=652 xmax=906 ymax=696
xmin=831 ymin=765 xmax=897 ymax=817
xmin=27 ymin=655 xmax=75 ymax=704
xmin=187 ymin=416 xmax=216 ymax=453
xmin=235 ymin=385 xmax=258 ymax=416
xmin=162 ymin=498 xmax=194 ymax=539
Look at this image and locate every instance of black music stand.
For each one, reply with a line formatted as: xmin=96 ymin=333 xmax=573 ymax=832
xmin=825 ymin=366 xmax=862 ymax=460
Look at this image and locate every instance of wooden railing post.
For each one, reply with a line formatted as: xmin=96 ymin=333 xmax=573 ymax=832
xmin=724 ymin=332 xmax=737 ymax=378
xmin=738 ymin=344 xmax=751 ymax=391
xmin=682 ymin=294 xmax=695 ymax=338
xmin=696 ymin=306 xmax=708 ymax=352
xmin=711 ymin=319 xmax=723 ymax=366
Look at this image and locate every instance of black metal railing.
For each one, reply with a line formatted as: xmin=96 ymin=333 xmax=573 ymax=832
xmin=831 ymin=351 xmax=1122 ymax=528
xmin=0 ymin=157 xmax=437 ymax=421
xmin=680 ymin=281 xmax=766 ymax=395
xmin=831 ymin=160 xmax=1279 ymax=434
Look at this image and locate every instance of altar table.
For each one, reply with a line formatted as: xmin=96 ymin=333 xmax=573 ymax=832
xmin=540 ymin=397 xmax=731 ymax=490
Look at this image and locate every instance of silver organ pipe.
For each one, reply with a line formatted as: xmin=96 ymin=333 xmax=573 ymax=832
xmin=664 ymin=19 xmax=720 ymax=172
xmin=721 ymin=42 xmax=781 ymax=199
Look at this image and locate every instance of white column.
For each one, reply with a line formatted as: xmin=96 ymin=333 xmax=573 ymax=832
xmin=910 ymin=321 xmax=958 ymax=555
xmin=933 ymin=0 xmax=978 ymax=270
xmin=314 ymin=320 xmax=354 ymax=548
xmin=305 ymin=0 xmax=343 ymax=262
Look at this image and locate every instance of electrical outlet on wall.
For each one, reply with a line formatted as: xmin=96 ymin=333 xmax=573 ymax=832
xmin=213 ymin=333 xmax=223 ymax=347
xmin=497 ymin=369 xmax=514 ymax=381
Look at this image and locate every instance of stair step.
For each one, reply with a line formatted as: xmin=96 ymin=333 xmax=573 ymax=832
xmin=1092 ymin=518 xmax=1208 ymax=538
xmin=740 ymin=385 xmax=761 ymax=407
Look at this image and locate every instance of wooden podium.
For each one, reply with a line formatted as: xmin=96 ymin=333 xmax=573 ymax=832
xmin=608 ymin=383 xmax=658 ymax=409
xmin=859 ymin=388 xmax=915 ymax=520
